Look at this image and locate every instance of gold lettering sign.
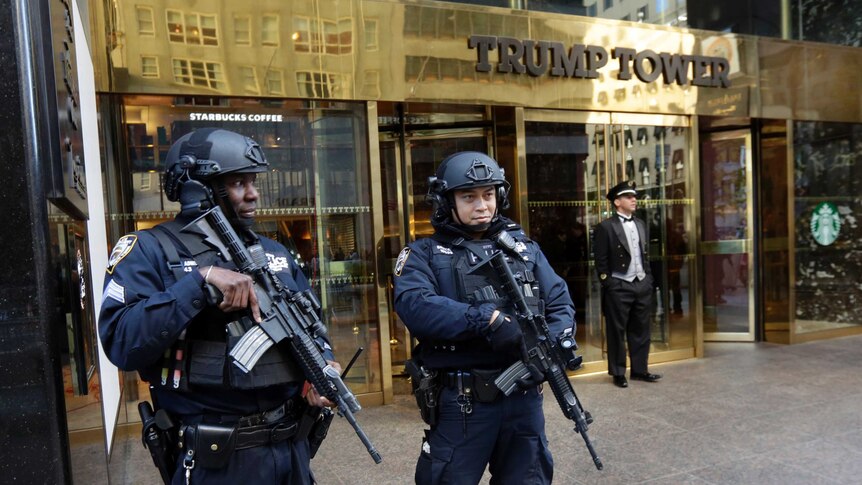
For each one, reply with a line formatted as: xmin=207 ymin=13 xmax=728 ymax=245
xmin=469 ymin=35 xmax=730 ymax=88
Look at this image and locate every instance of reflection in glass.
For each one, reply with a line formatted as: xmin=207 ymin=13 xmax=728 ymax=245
xmin=441 ymin=0 xmax=688 ymax=27
xmin=525 ymin=121 xmax=597 ymax=361
xmin=700 ymin=132 xmax=752 ymax=336
xmin=110 ymin=96 xmax=382 ymax=416
xmin=524 ymin=120 xmax=694 ymax=364
xmin=634 ymin=125 xmax=693 ymax=349
xmin=47 ymin=210 xmax=109 ymax=483
xmin=759 ymin=122 xmax=791 ymax=340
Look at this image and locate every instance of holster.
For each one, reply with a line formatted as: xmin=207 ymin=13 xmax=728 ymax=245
xmin=296 ymin=405 xmax=335 ymax=459
xmin=405 ymin=359 xmax=441 ymax=426
xmin=138 ymin=402 xmax=178 ymax=485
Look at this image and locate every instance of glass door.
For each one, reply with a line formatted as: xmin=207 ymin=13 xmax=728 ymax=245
xmin=700 ymin=130 xmax=755 ymax=341
xmin=377 ymin=103 xmax=492 ymax=390
xmin=522 ymin=110 xmax=697 ymax=369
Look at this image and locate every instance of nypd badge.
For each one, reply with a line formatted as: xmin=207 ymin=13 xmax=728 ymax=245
xmin=394 ymin=247 xmax=411 ymax=276
xmin=435 ymin=245 xmax=453 ymax=255
xmin=107 ymin=235 xmax=138 ymax=274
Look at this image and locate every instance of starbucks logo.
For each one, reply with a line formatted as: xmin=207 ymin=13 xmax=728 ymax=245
xmin=810 ymin=202 xmax=841 ymax=246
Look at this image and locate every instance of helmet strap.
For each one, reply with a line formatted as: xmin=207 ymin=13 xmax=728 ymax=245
xmin=177 ymin=179 xmax=214 ymax=215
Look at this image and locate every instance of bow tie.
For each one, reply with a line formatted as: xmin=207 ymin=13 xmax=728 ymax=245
xmin=620 ymin=216 xmax=633 ymax=223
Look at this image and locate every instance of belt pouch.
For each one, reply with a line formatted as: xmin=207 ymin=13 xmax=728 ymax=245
xmin=471 ymin=369 xmax=502 ymax=403
xmin=191 ymin=423 xmax=237 ymax=469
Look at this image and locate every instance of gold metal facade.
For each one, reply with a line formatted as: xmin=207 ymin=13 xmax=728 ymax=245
xmin=88 ymin=0 xmax=862 ymax=410
xmin=94 ymin=0 xmax=862 ymax=123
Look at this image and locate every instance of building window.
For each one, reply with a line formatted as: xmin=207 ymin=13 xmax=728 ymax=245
xmin=265 ymin=69 xmax=284 ymax=95
xmin=587 ymin=4 xmax=597 ymax=17
xmin=166 ymin=9 xmax=219 ymax=46
xmin=337 ymin=18 xmax=352 ymax=54
xmin=362 ymin=70 xmax=380 ymax=98
xmin=323 ymin=20 xmax=338 ymax=54
xmin=292 ymin=17 xmax=351 ymax=54
xmin=297 ymin=71 xmax=345 ymax=98
xmin=139 ymin=172 xmax=151 ymax=191
xmin=234 ymin=16 xmax=251 ymax=45
xmin=201 ymin=14 xmax=218 ymax=45
xmin=239 ymin=66 xmax=259 ymax=95
xmin=293 ymin=17 xmax=311 ymax=52
xmin=172 ymin=58 xmax=225 ymax=90
xmin=141 ymin=56 xmax=159 ymax=78
xmin=364 ymin=19 xmax=378 ymax=51
xmin=604 ymin=0 xmax=613 ymax=10
xmin=638 ymin=5 xmax=648 ymax=22
xmin=262 ymin=14 xmax=279 ymax=46
xmin=136 ymin=6 xmax=155 ymax=36
xmin=185 ymin=13 xmax=202 ymax=45
xmin=167 ymin=10 xmax=184 ymax=42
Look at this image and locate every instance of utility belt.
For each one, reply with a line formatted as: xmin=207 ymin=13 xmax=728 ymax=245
xmin=438 ymin=369 xmax=503 ymax=404
xmin=176 ymin=398 xmax=328 ymax=474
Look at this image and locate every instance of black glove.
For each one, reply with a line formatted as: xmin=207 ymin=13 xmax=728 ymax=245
xmin=486 ymin=312 xmax=523 ymax=354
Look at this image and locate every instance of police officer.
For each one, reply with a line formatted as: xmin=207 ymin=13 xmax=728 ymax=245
xmin=593 ymin=180 xmax=662 ymax=388
xmin=99 ymin=128 xmax=337 ymax=484
xmin=394 ymin=152 xmax=575 ymax=484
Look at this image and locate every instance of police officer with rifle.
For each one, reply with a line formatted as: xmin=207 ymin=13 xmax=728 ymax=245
xmin=99 ymin=128 xmax=377 ymax=484
xmin=394 ymin=152 xmax=597 ymax=484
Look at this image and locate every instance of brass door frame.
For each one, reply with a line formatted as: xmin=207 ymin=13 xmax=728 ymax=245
xmin=366 ymin=102 xmax=392 ymax=404
xmin=700 ymin=129 xmax=756 ymax=342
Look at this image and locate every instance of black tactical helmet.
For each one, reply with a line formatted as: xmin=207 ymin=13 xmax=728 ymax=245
xmin=426 ymin=151 xmax=510 ymax=225
xmin=163 ymin=128 xmax=268 ymax=203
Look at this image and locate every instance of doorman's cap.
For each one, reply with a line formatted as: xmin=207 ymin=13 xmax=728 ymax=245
xmin=607 ymin=180 xmax=637 ymax=201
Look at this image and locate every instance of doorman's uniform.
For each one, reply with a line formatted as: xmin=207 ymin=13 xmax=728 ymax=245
xmin=593 ymin=183 xmax=654 ymax=379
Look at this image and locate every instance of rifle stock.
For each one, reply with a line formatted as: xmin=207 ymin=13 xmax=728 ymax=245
xmin=188 ymin=206 xmax=381 ymax=464
xmin=472 ymin=251 xmax=603 ymax=470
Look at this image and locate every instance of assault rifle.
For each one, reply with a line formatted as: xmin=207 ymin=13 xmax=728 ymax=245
xmin=188 ymin=205 xmax=382 ymax=464
xmin=470 ymin=250 xmax=603 ymax=470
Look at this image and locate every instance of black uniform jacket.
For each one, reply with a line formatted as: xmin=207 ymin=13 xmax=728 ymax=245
xmin=98 ymin=215 xmax=329 ymax=416
xmin=593 ymin=215 xmax=651 ymax=287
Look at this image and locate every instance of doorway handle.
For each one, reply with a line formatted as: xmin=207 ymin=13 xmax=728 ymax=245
xmin=699 ymin=239 xmax=750 ymax=255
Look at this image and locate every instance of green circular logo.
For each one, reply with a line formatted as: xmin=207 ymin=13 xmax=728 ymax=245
xmin=810 ymin=202 xmax=841 ymax=246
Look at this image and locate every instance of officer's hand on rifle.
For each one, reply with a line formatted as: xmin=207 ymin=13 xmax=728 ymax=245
xmin=199 ymin=265 xmax=262 ymax=322
xmin=303 ymin=360 xmax=342 ymax=408
xmin=486 ymin=310 xmax=523 ymax=355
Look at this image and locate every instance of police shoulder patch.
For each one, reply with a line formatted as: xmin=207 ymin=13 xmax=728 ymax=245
xmin=107 ymin=235 xmax=138 ymax=274
xmin=394 ymin=247 xmax=411 ymax=277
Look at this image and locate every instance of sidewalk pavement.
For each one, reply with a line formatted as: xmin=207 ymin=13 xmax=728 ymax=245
xmin=113 ymin=334 xmax=862 ymax=484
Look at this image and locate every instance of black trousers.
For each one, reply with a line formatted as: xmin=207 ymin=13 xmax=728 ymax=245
xmin=602 ymin=277 xmax=653 ymax=376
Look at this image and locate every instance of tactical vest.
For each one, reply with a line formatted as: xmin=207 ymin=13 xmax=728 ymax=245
xmin=418 ymin=228 xmax=544 ymax=369
xmin=150 ymin=220 xmax=304 ymax=392
xmin=451 ymin=232 xmax=542 ymax=318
